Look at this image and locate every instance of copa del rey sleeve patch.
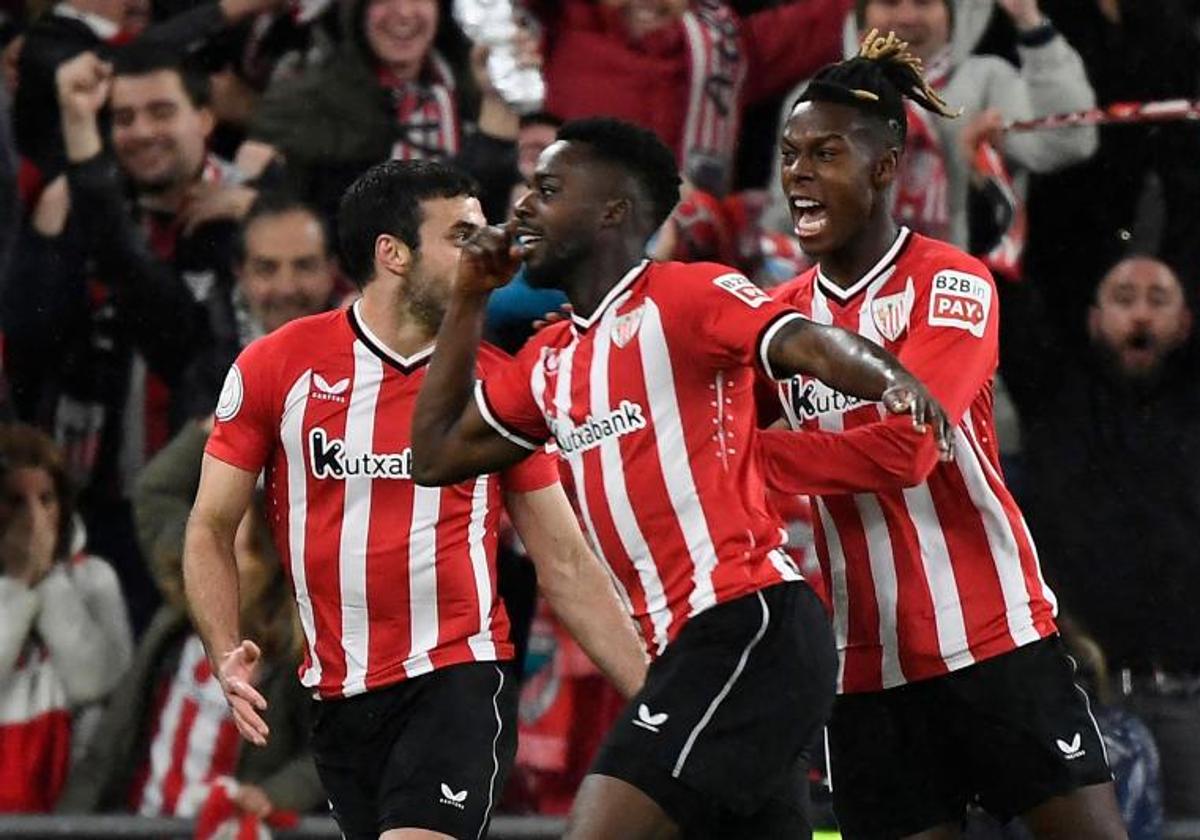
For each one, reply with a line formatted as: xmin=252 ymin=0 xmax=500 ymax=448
xmin=713 ymin=273 xmax=771 ymax=308
xmin=928 ymin=270 xmax=992 ymax=337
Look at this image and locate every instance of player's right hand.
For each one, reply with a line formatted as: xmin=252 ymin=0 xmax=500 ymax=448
xmin=882 ymin=378 xmax=955 ymax=461
xmin=457 ymin=219 xmax=523 ymax=297
xmin=217 ymin=639 xmax=270 ymax=747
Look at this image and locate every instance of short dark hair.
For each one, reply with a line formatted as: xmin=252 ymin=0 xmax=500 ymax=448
xmin=234 ymin=191 xmax=329 ymax=265
xmin=112 ymin=44 xmax=211 ymax=109
xmin=337 ymin=159 xmax=479 ymax=288
xmin=556 ymin=118 xmax=681 ymax=232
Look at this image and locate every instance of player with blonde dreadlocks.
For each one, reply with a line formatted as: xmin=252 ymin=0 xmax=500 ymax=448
xmin=757 ymin=30 xmax=1130 ymax=840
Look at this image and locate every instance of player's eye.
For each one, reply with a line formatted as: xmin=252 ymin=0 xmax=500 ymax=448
xmin=816 ymin=147 xmax=837 ymax=162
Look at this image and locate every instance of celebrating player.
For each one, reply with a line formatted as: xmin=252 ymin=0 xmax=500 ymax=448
xmin=183 ymin=160 xmax=647 ymax=840
xmin=757 ymin=31 xmax=1128 ymax=839
xmin=410 ymin=117 xmax=951 ymax=839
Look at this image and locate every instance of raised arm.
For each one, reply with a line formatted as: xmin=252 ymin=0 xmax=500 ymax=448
xmin=183 ymin=454 xmax=269 ymax=745
xmin=412 ymin=223 xmax=542 ymax=486
xmin=764 ymin=317 xmax=953 ymax=457
xmin=507 ymin=484 xmax=646 ymax=699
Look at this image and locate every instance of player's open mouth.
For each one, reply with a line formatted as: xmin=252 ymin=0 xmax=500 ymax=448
xmin=516 ymin=229 xmax=544 ymax=254
xmin=792 ymin=197 xmax=828 ymax=238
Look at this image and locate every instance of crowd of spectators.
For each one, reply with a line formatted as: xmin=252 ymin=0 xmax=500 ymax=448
xmin=0 ymin=0 xmax=1197 ymax=835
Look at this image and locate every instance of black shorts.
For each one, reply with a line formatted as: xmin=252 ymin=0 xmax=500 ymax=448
xmin=591 ymin=581 xmax=837 ymax=838
xmin=829 ymin=635 xmax=1114 ymax=838
xmin=310 ymin=661 xmax=518 ymax=840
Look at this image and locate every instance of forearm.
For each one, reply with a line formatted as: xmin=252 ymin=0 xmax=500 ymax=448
xmin=183 ymin=516 xmax=242 ymax=667
xmin=758 ymin=422 xmax=939 ymax=496
xmin=61 ymin=113 xmax=102 ymax=165
xmin=769 ymin=320 xmax=905 ymax=403
xmin=539 ymin=553 xmax=646 ymax=698
xmin=36 ymin=563 xmax=132 ymax=703
xmin=411 ymin=289 xmax=490 ymax=484
xmin=0 ymin=578 xmax=39 ymax=677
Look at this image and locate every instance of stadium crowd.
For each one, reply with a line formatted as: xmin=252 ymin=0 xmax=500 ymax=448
xmin=0 ymin=0 xmax=1198 ymax=837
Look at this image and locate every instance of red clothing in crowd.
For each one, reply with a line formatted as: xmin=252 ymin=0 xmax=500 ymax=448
xmin=533 ymin=0 xmax=851 ymax=172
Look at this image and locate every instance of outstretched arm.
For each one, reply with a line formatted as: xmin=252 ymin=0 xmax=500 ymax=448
xmin=764 ymin=317 xmax=954 ymax=457
xmin=412 ymin=223 xmax=542 ymax=485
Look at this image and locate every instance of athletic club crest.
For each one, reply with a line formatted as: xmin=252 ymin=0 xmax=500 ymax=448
xmin=611 ymin=305 xmax=645 ymax=348
xmin=870 ymin=278 xmax=915 ymax=343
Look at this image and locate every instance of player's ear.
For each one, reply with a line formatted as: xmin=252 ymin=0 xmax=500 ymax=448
xmin=601 ymin=197 xmax=632 ymax=229
xmin=375 ymin=234 xmax=412 ymax=279
xmin=872 ymin=146 xmax=899 ymax=191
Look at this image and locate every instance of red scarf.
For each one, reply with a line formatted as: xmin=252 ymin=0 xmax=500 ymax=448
xmin=377 ymin=53 xmax=461 ymax=160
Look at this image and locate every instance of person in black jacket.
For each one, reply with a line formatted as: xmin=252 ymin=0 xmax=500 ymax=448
xmin=14 ymin=0 xmax=287 ymax=182
xmin=3 ymin=45 xmax=254 ymax=633
xmin=1001 ymin=253 xmax=1200 ymax=820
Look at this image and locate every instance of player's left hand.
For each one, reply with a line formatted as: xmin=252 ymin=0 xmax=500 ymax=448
xmin=882 ymin=378 xmax=954 ymax=461
xmin=217 ymin=639 xmax=270 ymax=747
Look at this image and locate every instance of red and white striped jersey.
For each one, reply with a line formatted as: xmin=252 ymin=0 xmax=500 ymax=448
xmin=477 ymin=260 xmax=804 ymax=656
xmin=206 ymin=303 xmax=558 ymax=700
xmin=761 ymin=228 xmax=1057 ymax=693
xmin=135 ymin=635 xmax=240 ymax=817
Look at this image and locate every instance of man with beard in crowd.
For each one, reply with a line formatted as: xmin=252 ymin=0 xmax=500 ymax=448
xmin=1002 ymin=253 xmax=1200 ymax=820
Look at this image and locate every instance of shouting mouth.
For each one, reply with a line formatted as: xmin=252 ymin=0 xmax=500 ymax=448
xmin=791 ymin=197 xmax=828 ymax=238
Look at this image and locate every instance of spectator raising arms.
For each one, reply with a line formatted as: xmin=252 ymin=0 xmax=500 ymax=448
xmin=0 ymin=424 xmax=132 ymax=812
xmin=4 ymin=46 xmax=253 ymax=632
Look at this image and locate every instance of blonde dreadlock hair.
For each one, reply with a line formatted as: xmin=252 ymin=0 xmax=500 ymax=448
xmin=795 ymin=28 xmax=962 ymax=144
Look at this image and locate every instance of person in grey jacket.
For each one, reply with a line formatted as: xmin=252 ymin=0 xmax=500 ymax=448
xmin=767 ymin=0 xmax=1098 ymax=253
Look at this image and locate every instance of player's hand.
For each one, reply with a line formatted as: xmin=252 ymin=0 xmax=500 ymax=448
xmin=457 ymin=220 xmax=522 ymax=297
xmin=55 ymin=52 xmax=112 ymax=121
xmin=532 ymin=303 xmax=572 ymax=332
xmin=882 ymin=377 xmax=954 ymax=461
xmin=217 ymin=640 xmax=270 ymax=746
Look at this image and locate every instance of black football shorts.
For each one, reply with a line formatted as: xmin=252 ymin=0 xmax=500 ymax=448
xmin=310 ymin=661 xmax=517 ymax=840
xmin=591 ymin=581 xmax=838 ymax=838
xmin=828 ymin=635 xmax=1114 ymax=838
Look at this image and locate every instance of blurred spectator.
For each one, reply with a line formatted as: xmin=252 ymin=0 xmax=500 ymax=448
xmin=178 ymin=190 xmax=342 ymax=420
xmin=1001 ymin=254 xmax=1200 ymax=819
xmin=249 ymin=0 xmax=519 ymax=223
xmin=14 ymin=0 xmax=287 ymax=181
xmin=768 ymin=0 xmax=1097 ymax=256
xmin=528 ymin=0 xmax=850 ymax=191
xmin=3 ymin=45 xmax=251 ymax=632
xmin=56 ymin=422 xmax=322 ymax=821
xmin=0 ymin=423 xmax=133 ymax=812
xmin=1022 ymin=0 xmax=1200 ymax=338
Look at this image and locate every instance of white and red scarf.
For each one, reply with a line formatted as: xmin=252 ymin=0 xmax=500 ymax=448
xmin=678 ymin=0 xmax=747 ymax=177
xmin=379 ymin=52 xmax=461 ymax=161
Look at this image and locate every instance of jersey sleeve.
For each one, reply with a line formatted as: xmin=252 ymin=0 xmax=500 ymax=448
xmin=899 ymin=259 xmax=999 ymax=423
xmin=757 ymin=257 xmax=1000 ymax=495
xmin=685 ymin=266 xmax=807 ymax=378
xmin=499 ymin=446 xmax=561 ymax=494
xmin=475 ymin=338 xmax=553 ymax=451
xmin=204 ymin=338 xmax=279 ymax=475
